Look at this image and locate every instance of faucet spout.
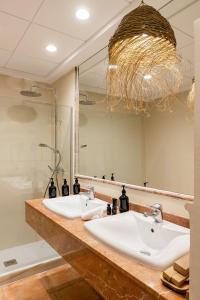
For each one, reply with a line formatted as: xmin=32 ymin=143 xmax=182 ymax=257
xmin=144 ymin=203 xmax=163 ymax=223
xmin=87 ymin=186 xmax=95 ymax=200
xmin=81 ymin=186 xmax=95 ymax=200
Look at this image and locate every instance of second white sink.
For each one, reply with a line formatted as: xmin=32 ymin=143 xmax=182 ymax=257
xmin=84 ymin=211 xmax=190 ymax=270
xmin=43 ymin=195 xmax=107 ymax=219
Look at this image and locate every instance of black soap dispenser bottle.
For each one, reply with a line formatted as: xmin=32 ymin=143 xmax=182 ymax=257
xmin=62 ymin=179 xmax=69 ymax=196
xmin=107 ymin=203 xmax=112 ymax=215
xmin=73 ymin=178 xmax=80 ymax=195
xmin=112 ymin=198 xmax=118 ymax=215
xmin=119 ymin=185 xmax=129 ymax=213
xmin=49 ymin=178 xmax=56 ymax=198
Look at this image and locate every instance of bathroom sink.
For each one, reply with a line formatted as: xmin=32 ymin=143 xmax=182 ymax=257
xmin=84 ymin=211 xmax=190 ymax=270
xmin=43 ymin=195 xmax=107 ymax=219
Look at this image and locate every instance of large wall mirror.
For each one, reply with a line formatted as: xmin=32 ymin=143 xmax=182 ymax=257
xmin=77 ymin=1 xmax=195 ymax=196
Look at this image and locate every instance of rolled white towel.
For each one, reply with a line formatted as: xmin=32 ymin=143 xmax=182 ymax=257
xmin=81 ymin=205 xmax=106 ymax=221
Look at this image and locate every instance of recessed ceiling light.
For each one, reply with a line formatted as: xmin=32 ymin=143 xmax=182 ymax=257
xmin=109 ymin=64 xmax=118 ymax=70
xmin=46 ymin=44 xmax=57 ymax=53
xmin=76 ymin=8 xmax=90 ymax=20
xmin=144 ymin=74 xmax=152 ymax=80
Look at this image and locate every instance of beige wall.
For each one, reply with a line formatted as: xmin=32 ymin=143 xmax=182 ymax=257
xmin=53 ymin=70 xmax=76 ymax=188
xmin=79 ymin=93 xmax=145 ymax=185
xmin=0 ymin=74 xmax=55 ymax=250
xmin=144 ymin=92 xmax=194 ymax=195
xmin=54 ymin=70 xmax=76 ymax=107
xmin=79 ymin=91 xmax=194 ymax=195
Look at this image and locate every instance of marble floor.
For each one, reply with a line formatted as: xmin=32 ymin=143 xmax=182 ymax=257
xmin=0 ymin=264 xmax=103 ymax=300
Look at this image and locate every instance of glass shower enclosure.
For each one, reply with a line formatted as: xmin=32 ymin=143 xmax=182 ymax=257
xmin=0 ymin=74 xmax=71 ymax=277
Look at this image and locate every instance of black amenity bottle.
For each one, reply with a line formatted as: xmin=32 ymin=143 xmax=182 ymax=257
xmin=119 ymin=185 xmax=129 ymax=213
xmin=73 ymin=178 xmax=80 ymax=195
xmin=112 ymin=198 xmax=118 ymax=215
xmin=107 ymin=203 xmax=112 ymax=215
xmin=49 ymin=178 xmax=56 ymax=198
xmin=62 ymin=179 xmax=69 ymax=196
xmin=111 ymin=173 xmax=115 ymax=181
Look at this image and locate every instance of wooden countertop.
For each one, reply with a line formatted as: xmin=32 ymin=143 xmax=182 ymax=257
xmin=26 ymin=199 xmax=186 ymax=300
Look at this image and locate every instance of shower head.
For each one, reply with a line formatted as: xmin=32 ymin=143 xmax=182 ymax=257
xmin=20 ymin=85 xmax=42 ymax=97
xmin=38 ymin=143 xmax=48 ymax=148
xmin=79 ymin=99 xmax=96 ymax=105
xmin=38 ymin=143 xmax=59 ymax=154
xmin=80 ymin=144 xmax=87 ymax=148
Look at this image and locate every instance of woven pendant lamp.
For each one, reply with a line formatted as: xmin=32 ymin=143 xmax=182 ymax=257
xmin=107 ymin=1 xmax=182 ymax=114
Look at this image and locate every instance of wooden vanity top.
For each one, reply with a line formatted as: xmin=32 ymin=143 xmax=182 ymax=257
xmin=26 ymin=199 xmax=186 ymax=300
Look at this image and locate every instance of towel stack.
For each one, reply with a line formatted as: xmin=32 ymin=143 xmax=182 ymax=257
xmin=161 ymin=254 xmax=189 ymax=294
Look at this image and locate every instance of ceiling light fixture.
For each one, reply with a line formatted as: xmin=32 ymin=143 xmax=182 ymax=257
xmin=76 ymin=8 xmax=90 ymax=20
xmin=144 ymin=74 xmax=152 ymax=80
xmin=107 ymin=1 xmax=182 ymax=114
xmin=109 ymin=64 xmax=118 ymax=70
xmin=46 ymin=44 xmax=57 ymax=53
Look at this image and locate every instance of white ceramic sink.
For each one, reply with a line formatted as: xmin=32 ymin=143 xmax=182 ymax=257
xmin=43 ymin=195 xmax=107 ymax=219
xmin=84 ymin=211 xmax=190 ymax=270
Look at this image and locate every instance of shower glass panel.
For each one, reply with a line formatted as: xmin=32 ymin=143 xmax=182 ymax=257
xmin=0 ymin=75 xmax=71 ymax=276
xmin=56 ymin=104 xmax=72 ymax=189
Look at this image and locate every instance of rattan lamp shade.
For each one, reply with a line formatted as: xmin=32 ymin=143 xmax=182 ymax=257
xmin=107 ymin=3 xmax=182 ymax=114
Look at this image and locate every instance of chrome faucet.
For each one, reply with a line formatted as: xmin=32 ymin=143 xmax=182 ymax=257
xmin=81 ymin=186 xmax=95 ymax=200
xmin=144 ymin=203 xmax=163 ymax=223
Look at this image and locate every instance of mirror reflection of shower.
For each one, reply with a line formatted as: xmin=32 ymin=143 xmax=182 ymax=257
xmin=79 ymin=92 xmax=96 ymax=106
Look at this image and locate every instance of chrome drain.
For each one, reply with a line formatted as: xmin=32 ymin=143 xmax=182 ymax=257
xmin=140 ymin=250 xmax=151 ymax=256
xmin=3 ymin=259 xmax=18 ymax=267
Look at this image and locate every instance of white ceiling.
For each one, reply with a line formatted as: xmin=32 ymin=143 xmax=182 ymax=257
xmin=0 ymin=0 xmax=198 ymax=84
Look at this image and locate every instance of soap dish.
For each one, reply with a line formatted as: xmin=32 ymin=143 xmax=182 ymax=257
xmin=160 ymin=275 xmax=189 ymax=294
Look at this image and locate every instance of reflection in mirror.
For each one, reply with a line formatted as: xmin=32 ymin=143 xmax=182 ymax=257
xmin=78 ymin=1 xmax=195 ymax=196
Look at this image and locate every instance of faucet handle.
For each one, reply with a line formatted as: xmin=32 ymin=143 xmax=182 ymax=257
xmin=86 ymin=185 xmax=94 ymax=192
xmin=85 ymin=186 xmax=95 ymax=200
xmin=150 ymin=203 xmax=162 ymax=210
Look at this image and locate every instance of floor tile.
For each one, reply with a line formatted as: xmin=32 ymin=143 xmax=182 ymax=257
xmin=0 ymin=264 xmax=103 ymax=300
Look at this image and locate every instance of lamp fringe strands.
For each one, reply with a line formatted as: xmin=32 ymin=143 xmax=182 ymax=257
xmin=107 ymin=2 xmax=182 ymax=115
